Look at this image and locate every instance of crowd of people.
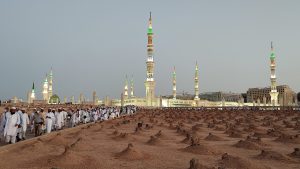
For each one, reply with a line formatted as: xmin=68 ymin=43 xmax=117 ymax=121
xmin=0 ymin=105 xmax=137 ymax=144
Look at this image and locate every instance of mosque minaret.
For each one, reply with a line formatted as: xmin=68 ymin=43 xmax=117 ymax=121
xmin=145 ymin=12 xmax=156 ymax=106
xmin=48 ymin=68 xmax=53 ymax=100
xmin=30 ymin=82 xmax=36 ymax=101
xmin=124 ymin=75 xmax=129 ymax=99
xmin=269 ymin=42 xmax=279 ymax=106
xmin=172 ymin=66 xmax=176 ymax=99
xmin=194 ymin=62 xmax=199 ymax=100
xmin=42 ymin=74 xmax=49 ymax=102
xmin=130 ymin=76 xmax=135 ymax=98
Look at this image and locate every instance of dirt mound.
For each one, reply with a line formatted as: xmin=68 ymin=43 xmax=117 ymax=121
xmin=234 ymin=140 xmax=261 ymax=150
xmin=188 ymin=158 xmax=214 ymax=169
xmin=219 ymin=153 xmax=269 ymax=169
xmin=26 ymin=142 xmax=93 ymax=168
xmin=214 ymin=125 xmax=226 ymax=131
xmin=181 ymin=133 xmax=192 ymax=144
xmin=108 ymin=125 xmax=117 ymax=129
xmin=113 ymin=133 xmax=135 ymax=141
xmin=228 ymin=131 xmax=243 ymax=138
xmin=68 ymin=137 xmax=94 ymax=151
xmin=145 ymin=123 xmax=153 ymax=130
xmin=182 ymin=138 xmax=219 ymax=155
xmin=204 ymin=133 xmax=224 ymax=141
xmin=50 ymin=145 xmax=91 ymax=166
xmin=155 ymin=130 xmax=172 ymax=140
xmin=289 ymin=148 xmax=300 ymax=158
xmin=253 ymin=131 xmax=269 ymax=138
xmin=43 ymin=133 xmax=72 ymax=146
xmin=245 ymin=136 xmax=268 ymax=146
xmin=147 ymin=135 xmax=162 ymax=145
xmin=266 ymin=128 xmax=283 ymax=137
xmin=256 ymin=150 xmax=294 ymax=162
xmin=275 ymin=134 xmax=300 ymax=144
xmin=112 ymin=129 xmax=119 ymax=135
xmin=191 ymin=124 xmax=203 ymax=131
xmin=115 ymin=143 xmax=148 ymax=160
xmin=133 ymin=126 xmax=144 ymax=135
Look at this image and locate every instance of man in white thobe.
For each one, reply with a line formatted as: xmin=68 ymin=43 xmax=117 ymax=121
xmin=4 ymin=107 xmax=20 ymax=144
xmin=51 ymin=109 xmax=56 ymax=130
xmin=0 ymin=107 xmax=9 ymax=141
xmin=19 ymin=109 xmax=29 ymax=140
xmin=46 ymin=109 xmax=55 ymax=133
xmin=55 ymin=109 xmax=63 ymax=130
xmin=61 ymin=108 xmax=67 ymax=127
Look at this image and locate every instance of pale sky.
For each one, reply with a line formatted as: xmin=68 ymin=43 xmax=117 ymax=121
xmin=0 ymin=0 xmax=299 ymax=101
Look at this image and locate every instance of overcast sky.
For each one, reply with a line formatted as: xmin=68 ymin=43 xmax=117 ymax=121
xmin=0 ymin=0 xmax=299 ymax=101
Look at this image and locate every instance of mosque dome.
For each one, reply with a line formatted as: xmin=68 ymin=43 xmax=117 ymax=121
xmin=49 ymin=94 xmax=60 ymax=104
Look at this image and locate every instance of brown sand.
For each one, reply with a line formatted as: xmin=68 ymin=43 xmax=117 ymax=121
xmin=0 ymin=108 xmax=299 ymax=169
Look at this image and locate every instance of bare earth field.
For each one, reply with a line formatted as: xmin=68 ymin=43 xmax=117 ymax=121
xmin=0 ymin=109 xmax=299 ymax=169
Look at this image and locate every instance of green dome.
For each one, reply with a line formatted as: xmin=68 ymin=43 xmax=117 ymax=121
xmin=49 ymin=94 xmax=60 ymax=104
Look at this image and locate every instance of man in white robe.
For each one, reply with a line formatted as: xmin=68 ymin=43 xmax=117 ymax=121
xmin=51 ymin=109 xmax=56 ymax=129
xmin=19 ymin=108 xmax=29 ymax=140
xmin=70 ymin=110 xmax=76 ymax=127
xmin=16 ymin=108 xmax=23 ymax=141
xmin=115 ymin=109 xmax=120 ymax=118
xmin=4 ymin=107 xmax=20 ymax=144
xmin=46 ymin=109 xmax=55 ymax=133
xmin=55 ymin=109 xmax=63 ymax=130
xmin=0 ymin=107 xmax=9 ymax=141
xmin=61 ymin=108 xmax=67 ymax=127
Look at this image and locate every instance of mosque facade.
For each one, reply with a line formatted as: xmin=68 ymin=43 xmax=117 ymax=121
xmin=106 ymin=13 xmax=239 ymax=107
xmin=24 ymin=13 xmax=294 ymax=107
xmin=27 ymin=68 xmax=58 ymax=104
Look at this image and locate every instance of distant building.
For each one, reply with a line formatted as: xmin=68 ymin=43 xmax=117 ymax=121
xmin=200 ymin=92 xmax=242 ymax=102
xmin=246 ymin=85 xmax=296 ymax=106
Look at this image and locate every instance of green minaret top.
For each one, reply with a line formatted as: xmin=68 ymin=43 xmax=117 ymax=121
xmin=44 ymin=74 xmax=48 ymax=83
xmin=32 ymin=82 xmax=35 ymax=92
xmin=49 ymin=68 xmax=53 ymax=77
xmin=125 ymin=75 xmax=128 ymax=86
xmin=270 ymin=42 xmax=276 ymax=60
xmin=130 ymin=75 xmax=134 ymax=86
xmin=148 ymin=12 xmax=153 ymax=35
xmin=173 ymin=66 xmax=176 ymax=78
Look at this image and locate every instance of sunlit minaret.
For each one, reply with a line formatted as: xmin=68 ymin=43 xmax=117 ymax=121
xmin=145 ymin=12 xmax=156 ymax=106
xmin=194 ymin=62 xmax=199 ymax=100
xmin=269 ymin=42 xmax=279 ymax=106
xmin=130 ymin=75 xmax=135 ymax=98
xmin=124 ymin=75 xmax=129 ymax=99
xmin=42 ymin=74 xmax=49 ymax=102
xmin=31 ymin=82 xmax=36 ymax=101
xmin=48 ymin=68 xmax=53 ymax=100
xmin=172 ymin=66 xmax=176 ymax=99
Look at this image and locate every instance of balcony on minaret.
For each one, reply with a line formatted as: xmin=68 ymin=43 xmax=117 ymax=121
xmin=147 ymin=57 xmax=153 ymax=62
xmin=147 ymin=78 xmax=154 ymax=81
xmin=271 ymin=75 xmax=276 ymax=79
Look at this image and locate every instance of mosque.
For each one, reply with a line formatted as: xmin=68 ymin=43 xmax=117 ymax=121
xmin=106 ymin=13 xmax=242 ymax=107
xmin=27 ymin=68 xmax=60 ymax=104
xmin=26 ymin=13 xmax=285 ymax=107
